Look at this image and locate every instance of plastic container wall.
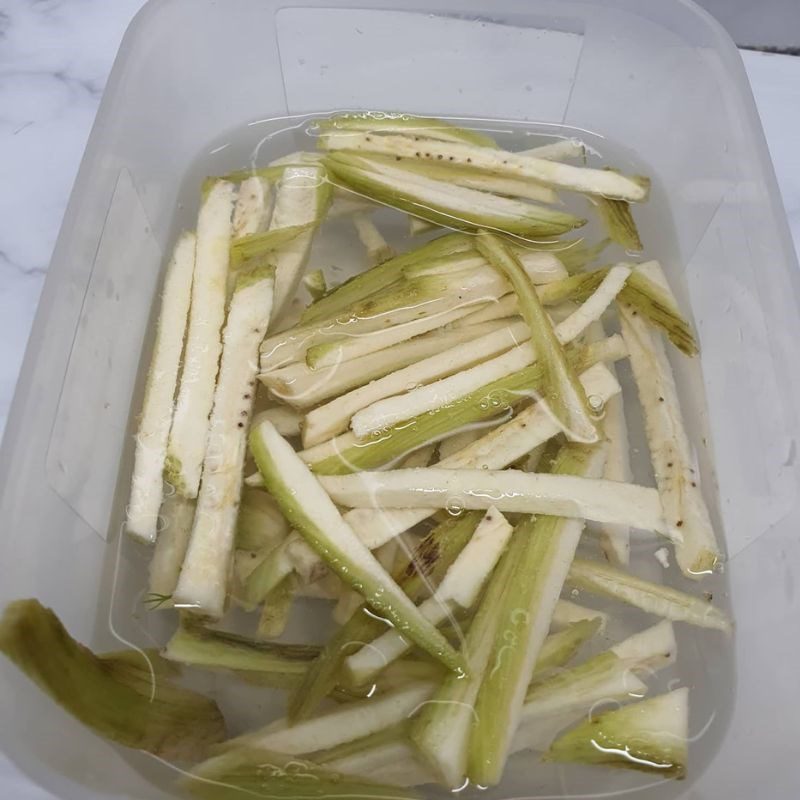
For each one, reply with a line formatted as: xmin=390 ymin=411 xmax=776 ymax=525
xmin=0 ymin=1 xmax=798 ymax=798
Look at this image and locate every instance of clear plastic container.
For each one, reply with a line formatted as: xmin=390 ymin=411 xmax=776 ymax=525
xmin=1 ymin=1 xmax=799 ymax=799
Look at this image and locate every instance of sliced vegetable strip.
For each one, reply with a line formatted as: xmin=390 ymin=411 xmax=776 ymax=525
xmin=269 ymin=164 xmax=331 ymax=321
xmin=249 ymin=420 xmax=463 ymax=672
xmin=476 ymin=231 xmax=599 ymax=442
xmin=468 ymin=442 xmax=607 ymax=785
xmin=567 ymin=558 xmax=731 ymax=631
xmin=127 ymin=231 xmax=196 ymax=542
xmin=166 ymin=180 xmax=236 ymax=497
xmin=321 ymin=467 xmax=673 ymax=539
xmin=620 ymin=305 xmax=720 ymax=576
xmin=546 ymin=688 xmax=689 ymax=778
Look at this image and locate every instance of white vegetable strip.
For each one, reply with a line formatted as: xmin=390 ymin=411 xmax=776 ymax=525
xmin=126 ymin=232 xmax=196 ymax=541
xmin=173 ymin=267 xmax=274 ymax=618
xmin=249 ymin=421 xmax=462 ymax=670
xmin=166 ymin=181 xmax=236 ymax=497
xmin=350 ymin=266 xmax=629 ymax=439
xmin=344 ymin=509 xmax=513 ymax=684
xmin=320 ymin=132 xmax=648 ymax=202
xmin=352 ymin=212 xmax=394 ymax=264
xmin=231 ymin=176 xmax=272 ymax=239
xmin=225 ymin=683 xmax=432 ymax=755
xmin=567 ymin=557 xmax=731 ymax=631
xmin=620 ymin=307 xmax=721 ymax=577
xmin=261 ymin=320 xmax=506 ymax=410
xmin=322 ymin=468 xmax=674 ymax=539
xmin=302 ymin=319 xmax=529 ymax=446
xmin=345 ymin=361 xmax=623 ymax=547
xmin=252 ymin=407 xmax=302 ymax=438
xmin=270 ymin=165 xmax=328 ymax=322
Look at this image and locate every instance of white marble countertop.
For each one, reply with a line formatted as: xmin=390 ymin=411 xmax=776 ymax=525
xmin=0 ymin=1 xmax=799 ymax=797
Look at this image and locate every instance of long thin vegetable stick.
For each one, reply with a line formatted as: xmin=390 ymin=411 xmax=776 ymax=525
xmin=315 ymin=112 xmax=499 ymax=148
xmin=127 ymin=232 xmax=196 ymax=541
xmin=321 ymin=467 xmax=674 ymax=540
xmin=249 ymin=421 xmax=463 ymax=671
xmin=468 ymin=443 xmax=607 ymax=785
xmin=174 ymin=266 xmax=275 ymax=618
xmin=567 ymin=558 xmax=731 ymax=631
xmin=269 ymin=165 xmax=331 ymax=322
xmin=320 ymin=132 xmax=649 ymax=201
xmin=166 ymin=181 xmax=236 ymax=498
xmin=620 ymin=306 xmax=720 ymax=576
xmin=476 ymin=232 xmax=600 ymax=443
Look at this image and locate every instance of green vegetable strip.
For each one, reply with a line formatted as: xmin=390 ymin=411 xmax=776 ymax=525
xmin=567 ymin=558 xmax=731 ymax=631
xmin=249 ymin=422 xmax=463 ymax=673
xmin=545 ymin=688 xmax=689 ymax=779
xmin=287 ymin=513 xmax=481 ymax=721
xmin=300 ymin=232 xmax=472 ymax=324
xmin=163 ymin=620 xmax=319 ymax=686
xmin=185 ymin=746 xmax=422 ymax=800
xmin=314 ymin=111 xmax=498 ymax=148
xmin=324 ymin=152 xmax=586 ymax=238
xmin=468 ymin=442 xmax=606 ymax=786
xmin=476 ymin=231 xmax=599 ymax=443
xmin=0 ymin=600 xmax=226 ymax=760
xmin=593 ymin=195 xmax=643 ymax=251
xmin=309 ymin=337 xmax=621 ymax=475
